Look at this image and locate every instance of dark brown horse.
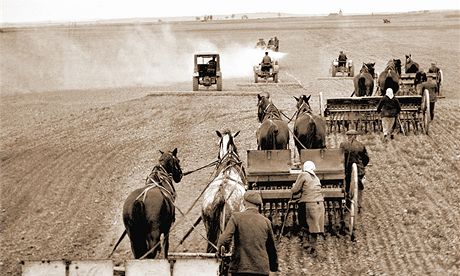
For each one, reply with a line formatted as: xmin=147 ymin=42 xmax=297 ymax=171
xmin=202 ymin=130 xmax=246 ymax=253
xmin=377 ymin=59 xmax=401 ymax=95
xmin=353 ymin=63 xmax=375 ymax=96
xmin=256 ymin=93 xmax=290 ymax=150
xmin=123 ymin=148 xmax=183 ymax=259
xmin=293 ymin=95 xmax=326 ymax=154
xmin=405 ymin=54 xmax=420 ymax=73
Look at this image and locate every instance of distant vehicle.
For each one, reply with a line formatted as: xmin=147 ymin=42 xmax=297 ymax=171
xmin=331 ymin=58 xmax=354 ymax=77
xmin=383 ymin=18 xmax=391 ymax=23
xmin=253 ymin=61 xmax=279 ymax=83
xmin=192 ymin=53 xmax=222 ymax=91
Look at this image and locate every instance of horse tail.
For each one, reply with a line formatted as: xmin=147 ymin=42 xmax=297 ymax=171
xmin=358 ymin=77 xmax=366 ymax=96
xmin=205 ymin=192 xmax=226 ymax=253
xmin=132 ymin=199 xmax=148 ymax=235
xmin=267 ymin=121 xmax=278 ymax=149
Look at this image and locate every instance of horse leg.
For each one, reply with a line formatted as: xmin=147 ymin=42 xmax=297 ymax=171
xmin=162 ymin=233 xmax=170 ymax=259
xmin=125 ymin=228 xmax=147 ymax=259
xmin=144 ymin=229 xmax=161 ymax=259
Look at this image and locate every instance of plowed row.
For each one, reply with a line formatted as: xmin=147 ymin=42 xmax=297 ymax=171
xmin=2 ymin=11 xmax=460 ymax=275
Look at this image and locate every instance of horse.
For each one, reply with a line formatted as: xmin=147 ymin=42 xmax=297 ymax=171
xmin=377 ymin=59 xmax=401 ymax=95
xmin=201 ymin=130 xmax=246 ymax=253
xmin=353 ymin=62 xmax=375 ymax=96
xmin=122 ymin=148 xmax=183 ymax=259
xmin=293 ymin=95 xmax=326 ymax=156
xmin=256 ymin=93 xmax=290 ymax=150
xmin=405 ymin=54 xmax=420 ymax=74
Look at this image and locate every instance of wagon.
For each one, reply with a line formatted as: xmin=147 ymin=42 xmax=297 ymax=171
xmin=321 ymin=90 xmax=431 ymax=134
xmin=246 ymin=148 xmax=359 ymax=240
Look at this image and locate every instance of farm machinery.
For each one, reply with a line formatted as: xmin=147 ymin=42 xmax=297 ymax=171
xmin=193 ymin=53 xmax=222 ymax=91
xmin=253 ymin=61 xmax=279 ymax=83
xmin=321 ymin=90 xmax=432 ymax=134
xmin=331 ymin=59 xmax=354 ymax=77
xmin=246 ymin=148 xmax=359 ymax=240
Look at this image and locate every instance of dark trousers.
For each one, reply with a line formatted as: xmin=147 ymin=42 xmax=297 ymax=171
xmin=430 ymin=102 xmax=435 ymax=120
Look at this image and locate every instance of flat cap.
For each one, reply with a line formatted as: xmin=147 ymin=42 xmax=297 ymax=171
xmin=346 ymin=129 xmax=359 ymax=135
xmin=244 ymin=190 xmax=263 ymax=206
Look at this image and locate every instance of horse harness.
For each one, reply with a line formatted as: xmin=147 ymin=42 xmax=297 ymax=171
xmin=136 ymin=165 xmax=176 ymax=205
xmin=262 ymin=103 xmax=282 ymax=121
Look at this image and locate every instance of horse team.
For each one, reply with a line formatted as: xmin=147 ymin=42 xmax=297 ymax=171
xmin=121 ymin=92 xmax=327 ymax=259
xmin=353 ymin=54 xmax=441 ymax=97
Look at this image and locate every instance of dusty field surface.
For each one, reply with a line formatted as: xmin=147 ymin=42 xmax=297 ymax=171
xmin=1 ymin=11 xmax=460 ymax=275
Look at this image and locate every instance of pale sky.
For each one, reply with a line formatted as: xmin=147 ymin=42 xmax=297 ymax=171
xmin=1 ymin=0 xmax=459 ymax=23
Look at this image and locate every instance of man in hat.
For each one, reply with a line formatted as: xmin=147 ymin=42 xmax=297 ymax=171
xmin=340 ymin=130 xmax=369 ymax=213
xmin=217 ymin=190 xmax=278 ymax=276
xmin=377 ymin=88 xmax=401 ymax=141
xmin=338 ymin=50 xmax=347 ymax=67
xmin=291 ymin=161 xmax=324 ymax=257
xmin=428 ymin=62 xmax=440 ymax=74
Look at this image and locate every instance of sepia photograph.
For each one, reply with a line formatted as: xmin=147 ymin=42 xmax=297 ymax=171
xmin=1 ymin=0 xmax=460 ymax=275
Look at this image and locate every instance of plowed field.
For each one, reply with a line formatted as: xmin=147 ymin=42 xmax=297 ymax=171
xmin=1 ymin=11 xmax=460 ymax=275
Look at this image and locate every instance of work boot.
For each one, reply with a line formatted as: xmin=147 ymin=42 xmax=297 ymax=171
xmin=302 ymin=234 xmax=310 ymax=249
xmin=309 ymin=234 xmax=318 ymax=257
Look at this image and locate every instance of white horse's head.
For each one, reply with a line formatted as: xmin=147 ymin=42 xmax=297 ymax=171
xmin=216 ymin=129 xmax=240 ymax=160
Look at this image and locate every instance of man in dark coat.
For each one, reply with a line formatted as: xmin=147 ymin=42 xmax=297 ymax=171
xmin=340 ymin=130 xmax=370 ymax=213
xmin=217 ymin=191 xmax=279 ymax=276
xmin=338 ymin=51 xmax=347 ymax=67
xmin=376 ymin=88 xmax=401 ymax=141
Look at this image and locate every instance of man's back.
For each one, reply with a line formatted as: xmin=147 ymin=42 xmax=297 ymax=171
xmin=262 ymin=55 xmax=272 ymax=64
xmin=218 ymin=208 xmax=278 ymax=274
xmin=338 ymin=53 xmax=347 ymax=61
xmin=340 ymin=140 xmax=369 ymax=174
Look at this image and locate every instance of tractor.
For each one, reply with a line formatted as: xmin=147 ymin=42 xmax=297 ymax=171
xmin=193 ymin=53 xmax=222 ymax=91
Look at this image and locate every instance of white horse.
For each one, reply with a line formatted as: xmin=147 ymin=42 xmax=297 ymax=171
xmin=201 ymin=130 xmax=247 ymax=253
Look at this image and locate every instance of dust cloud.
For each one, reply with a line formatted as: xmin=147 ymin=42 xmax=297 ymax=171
xmin=0 ymin=24 xmax=286 ymax=94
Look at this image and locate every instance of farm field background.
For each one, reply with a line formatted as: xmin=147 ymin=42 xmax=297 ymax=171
xmin=1 ymin=11 xmax=460 ymax=275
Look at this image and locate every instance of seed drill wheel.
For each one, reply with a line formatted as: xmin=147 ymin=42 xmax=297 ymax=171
xmin=193 ymin=77 xmax=199 ymax=91
xmin=273 ymin=73 xmax=278 ymax=83
xmin=349 ymin=163 xmax=359 ymax=241
xmin=332 ymin=66 xmax=337 ymax=77
xmin=319 ymin=92 xmax=325 ymax=117
xmin=254 ymin=72 xmax=259 ymax=83
xmin=421 ymin=89 xmax=431 ymax=135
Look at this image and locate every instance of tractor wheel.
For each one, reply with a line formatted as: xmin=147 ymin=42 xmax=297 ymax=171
xmin=273 ymin=73 xmax=278 ymax=83
xmin=193 ymin=77 xmax=199 ymax=91
xmin=254 ymin=72 xmax=258 ymax=83
xmin=349 ymin=163 xmax=359 ymax=241
xmin=217 ymin=77 xmax=222 ymax=91
xmin=332 ymin=66 xmax=337 ymax=77
xmin=349 ymin=65 xmax=355 ymax=77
